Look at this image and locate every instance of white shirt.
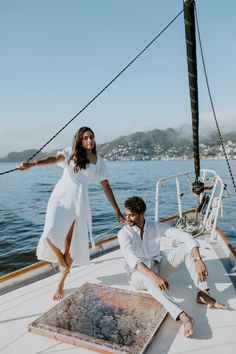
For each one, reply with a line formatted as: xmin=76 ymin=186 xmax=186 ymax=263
xmin=118 ymin=219 xmax=199 ymax=274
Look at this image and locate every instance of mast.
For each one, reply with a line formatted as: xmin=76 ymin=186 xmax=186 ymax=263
xmin=183 ymin=0 xmax=204 ymax=194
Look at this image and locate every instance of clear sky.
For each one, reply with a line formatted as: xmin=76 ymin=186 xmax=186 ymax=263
xmin=0 ymin=0 xmax=236 ymax=156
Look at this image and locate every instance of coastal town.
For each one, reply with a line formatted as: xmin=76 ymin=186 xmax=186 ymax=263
xmin=99 ymin=140 xmax=236 ymax=161
xmin=98 ymin=128 xmax=236 ymax=161
xmin=1 ymin=128 xmax=236 ymax=162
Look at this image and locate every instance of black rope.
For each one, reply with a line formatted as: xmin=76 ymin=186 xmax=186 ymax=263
xmin=0 ymin=8 xmax=184 ymax=176
xmin=195 ymin=7 xmax=236 ymax=193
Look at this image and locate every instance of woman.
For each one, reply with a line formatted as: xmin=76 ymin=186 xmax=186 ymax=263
xmin=19 ymin=127 xmax=124 ymax=300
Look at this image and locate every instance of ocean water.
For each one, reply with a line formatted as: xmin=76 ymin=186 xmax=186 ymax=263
xmin=0 ymin=159 xmax=236 ymax=276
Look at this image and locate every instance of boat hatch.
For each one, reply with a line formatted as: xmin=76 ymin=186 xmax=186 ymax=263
xmin=28 ymin=282 xmax=167 ymax=354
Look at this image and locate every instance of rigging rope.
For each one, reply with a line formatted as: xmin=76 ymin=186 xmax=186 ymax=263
xmin=0 ymin=7 xmax=184 ymax=176
xmin=195 ymin=6 xmax=236 ymax=193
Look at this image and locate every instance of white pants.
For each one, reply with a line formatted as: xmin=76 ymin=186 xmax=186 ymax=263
xmin=130 ymin=244 xmax=208 ymax=320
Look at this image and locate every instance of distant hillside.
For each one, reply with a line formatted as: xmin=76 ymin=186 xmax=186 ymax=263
xmin=1 ymin=128 xmax=236 ymax=162
xmin=0 ymin=149 xmax=56 ymax=162
xmin=98 ymin=128 xmax=236 ymax=160
xmin=99 ymin=128 xmax=192 ymax=158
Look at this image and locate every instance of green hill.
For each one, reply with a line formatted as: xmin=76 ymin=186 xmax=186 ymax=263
xmin=1 ymin=128 xmax=236 ymax=161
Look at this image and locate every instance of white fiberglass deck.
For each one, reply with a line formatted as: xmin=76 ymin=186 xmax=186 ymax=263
xmin=0 ymin=238 xmax=236 ymax=354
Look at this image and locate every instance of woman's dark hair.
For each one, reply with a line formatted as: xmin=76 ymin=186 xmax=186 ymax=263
xmin=69 ymin=127 xmax=97 ymax=172
xmin=124 ymin=196 xmax=146 ymax=214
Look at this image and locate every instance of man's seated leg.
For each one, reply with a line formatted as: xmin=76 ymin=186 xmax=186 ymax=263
xmin=158 ymin=244 xmax=208 ymax=290
xmin=129 ymin=271 xmax=146 ymax=290
xmin=159 ymin=244 xmax=225 ymax=309
xmin=130 ymin=270 xmax=183 ymax=321
xmin=132 ymin=270 xmax=194 ymax=337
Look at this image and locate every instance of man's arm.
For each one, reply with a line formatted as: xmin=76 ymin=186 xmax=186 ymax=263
xmin=191 ymin=246 xmax=208 ymax=282
xmin=118 ymin=226 xmax=170 ymax=291
xmin=136 ymin=262 xmax=170 ymax=291
xmin=171 ymin=228 xmax=209 ymax=283
xmin=162 ymin=224 xmax=208 ymax=283
xmin=118 ymin=229 xmax=141 ymax=271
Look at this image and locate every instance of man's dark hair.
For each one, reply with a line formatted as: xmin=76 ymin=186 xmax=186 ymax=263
xmin=124 ymin=196 xmax=146 ymax=214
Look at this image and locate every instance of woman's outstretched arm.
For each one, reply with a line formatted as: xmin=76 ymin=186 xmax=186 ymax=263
xmin=100 ymin=180 xmax=125 ymax=223
xmin=18 ymin=154 xmax=65 ymax=171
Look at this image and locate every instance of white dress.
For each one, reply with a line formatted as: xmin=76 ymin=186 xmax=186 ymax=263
xmin=36 ymin=147 xmax=108 ymax=266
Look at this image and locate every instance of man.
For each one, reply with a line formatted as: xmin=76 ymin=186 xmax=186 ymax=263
xmin=118 ymin=196 xmax=225 ymax=338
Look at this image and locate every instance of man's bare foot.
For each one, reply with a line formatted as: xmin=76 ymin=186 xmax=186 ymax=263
xmin=179 ymin=312 xmax=194 ymax=338
xmin=196 ymin=291 xmax=226 ymax=309
xmin=58 ymin=254 xmax=70 ymax=274
xmin=211 ymin=301 xmax=226 ymax=309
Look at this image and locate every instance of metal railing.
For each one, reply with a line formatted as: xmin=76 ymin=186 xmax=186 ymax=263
xmin=155 ymin=169 xmax=226 ymax=240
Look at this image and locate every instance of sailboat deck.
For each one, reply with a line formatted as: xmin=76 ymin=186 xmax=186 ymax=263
xmin=0 ymin=237 xmax=235 ymax=354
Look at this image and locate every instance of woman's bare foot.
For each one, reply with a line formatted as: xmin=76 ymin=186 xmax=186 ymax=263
xmin=179 ymin=312 xmax=194 ymax=338
xmin=53 ymin=285 xmax=64 ymax=301
xmin=53 ymin=273 xmax=67 ymax=301
xmin=197 ymin=291 xmax=226 ymax=309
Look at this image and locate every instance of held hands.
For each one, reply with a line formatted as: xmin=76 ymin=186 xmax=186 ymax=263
xmin=196 ymin=259 xmax=208 ymax=282
xmin=18 ymin=161 xmax=36 ymax=171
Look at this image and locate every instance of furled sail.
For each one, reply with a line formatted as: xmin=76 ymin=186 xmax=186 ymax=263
xmin=183 ymin=0 xmax=204 ymax=194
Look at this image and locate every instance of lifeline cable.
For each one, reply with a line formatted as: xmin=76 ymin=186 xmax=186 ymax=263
xmin=195 ymin=7 xmax=236 ymax=193
xmin=0 ymin=7 xmax=184 ymax=176
xmin=0 ymin=223 xmax=121 ymax=258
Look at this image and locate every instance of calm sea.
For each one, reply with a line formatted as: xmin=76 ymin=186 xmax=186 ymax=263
xmin=0 ymin=159 xmax=236 ymax=276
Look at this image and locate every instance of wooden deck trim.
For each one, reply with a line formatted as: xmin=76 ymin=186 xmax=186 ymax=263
xmin=0 ymin=260 xmax=49 ymax=283
xmin=0 ymin=237 xmax=118 ymax=283
xmin=159 ymin=209 xmax=195 ymax=222
xmin=89 ymin=236 xmax=117 ymax=248
xmin=216 ymin=227 xmax=236 ymax=258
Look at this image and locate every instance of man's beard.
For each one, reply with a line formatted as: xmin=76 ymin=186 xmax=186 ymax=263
xmin=127 ymin=217 xmax=140 ymax=227
xmin=127 ymin=220 xmax=135 ymax=226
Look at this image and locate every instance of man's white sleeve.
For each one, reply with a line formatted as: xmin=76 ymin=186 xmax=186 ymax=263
xmin=118 ymin=230 xmax=141 ymax=270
